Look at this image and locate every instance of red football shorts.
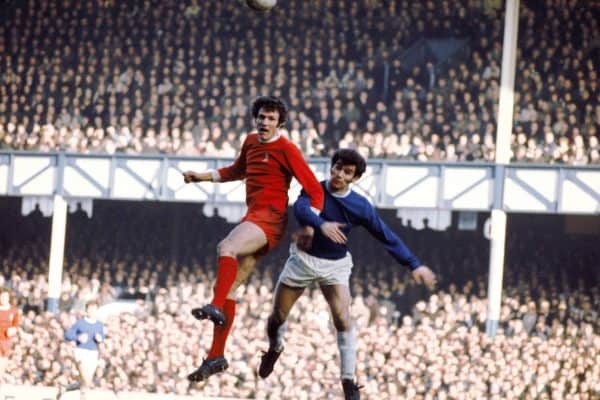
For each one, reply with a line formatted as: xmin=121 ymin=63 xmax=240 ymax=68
xmin=242 ymin=206 xmax=288 ymax=256
xmin=0 ymin=340 xmax=12 ymax=357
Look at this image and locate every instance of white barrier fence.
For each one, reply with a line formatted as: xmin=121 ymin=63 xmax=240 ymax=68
xmin=1 ymin=152 xmax=599 ymax=214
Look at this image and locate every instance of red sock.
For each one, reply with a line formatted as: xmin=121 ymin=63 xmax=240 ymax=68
xmin=207 ymin=299 xmax=236 ymax=358
xmin=211 ymin=256 xmax=238 ymax=309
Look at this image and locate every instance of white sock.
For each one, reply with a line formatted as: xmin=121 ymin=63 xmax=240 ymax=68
xmin=337 ymin=326 xmax=357 ymax=380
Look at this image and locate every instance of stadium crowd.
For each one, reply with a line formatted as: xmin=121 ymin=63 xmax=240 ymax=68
xmin=0 ymin=0 xmax=598 ymax=164
xmin=0 ymin=198 xmax=598 ymax=399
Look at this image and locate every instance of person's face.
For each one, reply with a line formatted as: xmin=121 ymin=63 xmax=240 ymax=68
xmin=0 ymin=292 xmax=9 ymax=306
xmin=328 ymin=161 xmax=359 ymax=193
xmin=255 ymin=107 xmax=281 ymax=142
xmin=86 ymin=304 xmax=99 ymax=319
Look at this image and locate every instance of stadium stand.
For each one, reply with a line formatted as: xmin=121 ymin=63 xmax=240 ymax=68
xmin=0 ymin=0 xmax=597 ymax=163
xmin=0 ymin=0 xmax=598 ymax=398
xmin=0 ymin=198 xmax=598 ymax=399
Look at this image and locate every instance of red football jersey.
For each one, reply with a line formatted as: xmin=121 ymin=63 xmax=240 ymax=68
xmin=0 ymin=306 xmax=20 ymax=340
xmin=217 ymin=133 xmax=324 ymax=218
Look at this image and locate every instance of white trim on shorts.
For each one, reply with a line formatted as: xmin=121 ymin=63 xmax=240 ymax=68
xmin=278 ymin=243 xmax=353 ymax=288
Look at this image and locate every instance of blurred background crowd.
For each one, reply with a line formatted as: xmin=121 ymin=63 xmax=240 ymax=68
xmin=0 ymin=0 xmax=598 ymax=164
xmin=0 ymin=0 xmax=599 ymax=399
xmin=0 ymin=198 xmax=598 ymax=399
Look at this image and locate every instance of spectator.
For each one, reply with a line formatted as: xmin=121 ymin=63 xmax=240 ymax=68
xmin=0 ymin=196 xmax=596 ymax=398
xmin=0 ymin=0 xmax=595 ymax=164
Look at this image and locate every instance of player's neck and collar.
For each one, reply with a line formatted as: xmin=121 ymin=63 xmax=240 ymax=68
xmin=326 ymin=179 xmax=353 ymax=198
xmin=257 ymin=130 xmax=281 ymax=144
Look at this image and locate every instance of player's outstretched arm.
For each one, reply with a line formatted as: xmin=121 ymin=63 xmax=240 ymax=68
xmin=362 ymin=203 xmax=421 ymax=269
xmin=411 ymin=265 xmax=437 ymax=290
xmin=215 ymin=140 xmax=248 ymax=182
xmin=182 ymin=170 xmax=214 ymax=183
xmin=183 ymin=135 xmax=251 ymax=184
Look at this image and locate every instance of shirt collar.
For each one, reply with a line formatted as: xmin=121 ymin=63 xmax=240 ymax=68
xmin=258 ymin=130 xmax=281 ymax=143
xmin=326 ymin=179 xmax=352 ymax=198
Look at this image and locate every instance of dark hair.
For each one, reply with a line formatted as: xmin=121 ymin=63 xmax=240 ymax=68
xmin=251 ymin=96 xmax=288 ymax=126
xmin=85 ymin=300 xmax=99 ymax=310
xmin=331 ymin=148 xmax=367 ymax=178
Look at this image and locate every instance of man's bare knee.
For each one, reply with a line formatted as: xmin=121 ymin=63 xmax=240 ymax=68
xmin=217 ymin=239 xmax=237 ymax=258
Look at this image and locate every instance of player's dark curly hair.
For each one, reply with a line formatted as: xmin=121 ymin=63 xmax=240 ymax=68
xmin=251 ymin=96 xmax=288 ymax=127
xmin=332 ymin=148 xmax=367 ymax=178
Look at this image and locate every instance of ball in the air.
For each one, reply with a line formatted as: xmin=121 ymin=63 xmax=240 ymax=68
xmin=244 ymin=0 xmax=277 ymax=12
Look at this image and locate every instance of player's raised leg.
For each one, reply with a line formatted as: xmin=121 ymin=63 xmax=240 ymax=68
xmin=191 ymin=221 xmax=267 ymax=326
xmin=259 ymin=282 xmax=305 ymax=378
xmin=189 ymin=254 xmax=257 ymax=382
xmin=188 ymin=255 xmax=258 ymax=382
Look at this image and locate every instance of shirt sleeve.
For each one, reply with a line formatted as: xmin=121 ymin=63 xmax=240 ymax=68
xmin=284 ymin=142 xmax=324 ymax=211
xmin=64 ymin=321 xmax=79 ymax=342
xmin=361 ymin=201 xmax=421 ymax=270
xmin=217 ymin=135 xmax=248 ymax=182
xmin=293 ymin=189 xmax=327 ymax=228
xmin=97 ymin=323 xmax=106 ymax=342
xmin=12 ymin=308 xmax=20 ymax=328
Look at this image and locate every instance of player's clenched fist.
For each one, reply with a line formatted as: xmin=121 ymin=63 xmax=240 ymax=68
xmin=183 ymin=170 xmax=214 ymax=183
xmin=292 ymin=226 xmax=314 ymax=251
xmin=183 ymin=171 xmax=198 ymax=183
xmin=412 ymin=265 xmax=437 ymax=290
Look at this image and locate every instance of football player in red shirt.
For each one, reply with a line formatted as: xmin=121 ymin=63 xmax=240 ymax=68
xmin=183 ymin=96 xmax=333 ymax=381
xmin=0 ymin=288 xmax=20 ymax=385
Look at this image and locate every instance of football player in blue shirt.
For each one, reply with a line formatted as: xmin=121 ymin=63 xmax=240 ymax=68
xmin=258 ymin=148 xmax=436 ymax=400
xmin=60 ymin=300 xmax=105 ymax=399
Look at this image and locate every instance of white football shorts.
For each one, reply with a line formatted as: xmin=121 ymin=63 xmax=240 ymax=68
xmin=277 ymin=243 xmax=353 ymax=288
xmin=73 ymin=347 xmax=99 ymax=379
